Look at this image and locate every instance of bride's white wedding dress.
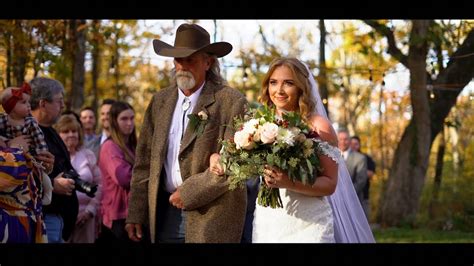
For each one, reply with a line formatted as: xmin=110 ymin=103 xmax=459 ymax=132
xmin=252 ymin=140 xmax=341 ymax=243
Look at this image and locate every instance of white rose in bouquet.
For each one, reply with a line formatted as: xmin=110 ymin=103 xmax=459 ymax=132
xmin=260 ymin=122 xmax=279 ymax=144
xmin=234 ymin=130 xmax=256 ymax=150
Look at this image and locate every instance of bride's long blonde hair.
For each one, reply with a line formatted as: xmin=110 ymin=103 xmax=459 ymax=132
xmin=258 ymin=57 xmax=316 ymax=122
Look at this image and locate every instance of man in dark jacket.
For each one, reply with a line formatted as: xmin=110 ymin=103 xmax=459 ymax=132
xmin=337 ymin=129 xmax=368 ymax=207
xmin=351 ymin=135 xmax=376 ymax=220
xmin=30 ymin=77 xmax=78 ymax=243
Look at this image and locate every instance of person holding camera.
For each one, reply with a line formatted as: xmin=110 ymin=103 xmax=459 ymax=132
xmin=98 ymin=101 xmax=139 ymax=242
xmin=55 ymin=114 xmax=101 ymax=243
xmin=30 ymin=77 xmax=79 ymax=243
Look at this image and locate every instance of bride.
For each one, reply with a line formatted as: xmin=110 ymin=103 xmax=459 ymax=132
xmin=210 ymin=57 xmax=375 ymax=243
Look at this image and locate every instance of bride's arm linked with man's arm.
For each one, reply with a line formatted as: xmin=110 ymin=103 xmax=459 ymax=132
xmin=177 ymin=92 xmax=248 ymax=211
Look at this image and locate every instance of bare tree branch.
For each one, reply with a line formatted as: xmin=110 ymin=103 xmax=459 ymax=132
xmin=258 ymin=23 xmax=271 ymax=52
xmin=364 ymin=20 xmax=437 ymax=85
xmin=430 ymin=29 xmax=474 ymax=141
xmin=363 ymin=20 xmax=409 ymax=68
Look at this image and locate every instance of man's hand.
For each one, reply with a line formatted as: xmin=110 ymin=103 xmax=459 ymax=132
xmin=53 ymin=172 xmax=75 ymax=196
xmin=169 ymin=189 xmax=184 ymax=209
xmin=125 ymin=223 xmax=143 ymax=242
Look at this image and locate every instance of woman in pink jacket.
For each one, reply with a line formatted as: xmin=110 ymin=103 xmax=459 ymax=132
xmin=98 ymin=101 xmax=137 ymax=242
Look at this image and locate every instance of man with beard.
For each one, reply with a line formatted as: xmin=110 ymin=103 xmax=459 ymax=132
xmin=125 ymin=23 xmax=248 ymax=243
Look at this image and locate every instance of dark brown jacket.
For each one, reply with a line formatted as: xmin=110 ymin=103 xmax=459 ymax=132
xmin=126 ymin=82 xmax=247 ymax=243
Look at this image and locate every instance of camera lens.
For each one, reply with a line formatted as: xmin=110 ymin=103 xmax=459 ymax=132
xmin=64 ymin=169 xmax=97 ymax=198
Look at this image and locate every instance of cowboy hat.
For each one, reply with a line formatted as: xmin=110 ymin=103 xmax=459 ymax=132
xmin=152 ymin=23 xmax=232 ymax=58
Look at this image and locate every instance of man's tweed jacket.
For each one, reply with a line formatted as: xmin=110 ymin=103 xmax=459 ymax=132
xmin=126 ymin=81 xmax=248 ymax=243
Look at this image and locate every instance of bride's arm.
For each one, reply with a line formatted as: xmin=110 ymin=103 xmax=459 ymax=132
xmin=264 ymin=114 xmax=338 ymax=197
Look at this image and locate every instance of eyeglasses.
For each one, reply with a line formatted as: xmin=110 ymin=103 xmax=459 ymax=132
xmin=47 ymin=97 xmax=64 ymax=105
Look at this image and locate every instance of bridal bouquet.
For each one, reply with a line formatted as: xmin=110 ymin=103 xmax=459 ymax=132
xmin=219 ymin=104 xmax=324 ymax=208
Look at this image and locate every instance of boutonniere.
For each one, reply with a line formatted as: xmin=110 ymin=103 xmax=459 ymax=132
xmin=188 ymin=111 xmax=208 ymax=136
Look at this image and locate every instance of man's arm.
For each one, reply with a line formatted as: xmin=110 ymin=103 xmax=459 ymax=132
xmin=126 ymin=96 xmax=155 ymax=224
xmin=366 ymin=155 xmax=376 ymax=179
xmin=353 ymin=153 xmax=368 ymax=196
xmin=179 ymin=95 xmax=247 ymax=211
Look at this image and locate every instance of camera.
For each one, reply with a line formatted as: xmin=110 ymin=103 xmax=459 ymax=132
xmin=63 ymin=169 xmax=98 ymax=198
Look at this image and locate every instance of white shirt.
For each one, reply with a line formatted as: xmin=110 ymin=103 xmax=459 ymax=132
xmin=163 ymin=83 xmax=204 ymax=193
xmin=100 ymin=131 xmax=108 ymax=145
xmin=342 ymin=149 xmax=351 ymax=161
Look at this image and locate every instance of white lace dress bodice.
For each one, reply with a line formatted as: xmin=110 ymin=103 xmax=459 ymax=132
xmin=252 ymin=139 xmax=341 ymax=243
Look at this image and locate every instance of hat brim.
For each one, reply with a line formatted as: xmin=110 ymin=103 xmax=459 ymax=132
xmin=153 ymin=39 xmax=232 ymax=58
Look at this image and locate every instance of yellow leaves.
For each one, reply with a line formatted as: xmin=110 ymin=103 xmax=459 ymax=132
xmin=142 ymin=31 xmax=160 ymax=39
xmin=76 ymin=23 xmax=88 ymax=33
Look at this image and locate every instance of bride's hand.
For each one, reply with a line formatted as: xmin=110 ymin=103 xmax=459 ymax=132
xmin=263 ymin=165 xmax=293 ymax=188
xmin=209 ymin=153 xmax=224 ymax=176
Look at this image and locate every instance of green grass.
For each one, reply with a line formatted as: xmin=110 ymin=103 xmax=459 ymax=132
xmin=373 ymin=227 xmax=474 ymax=243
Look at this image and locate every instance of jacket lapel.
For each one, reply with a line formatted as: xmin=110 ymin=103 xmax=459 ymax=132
xmin=179 ymin=83 xmax=216 ymax=154
xmin=346 ymin=150 xmax=356 ymax=181
xmin=155 ymin=87 xmax=179 ymax=159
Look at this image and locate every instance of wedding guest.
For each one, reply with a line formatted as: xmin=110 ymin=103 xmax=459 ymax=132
xmin=30 ymin=77 xmax=79 ymax=243
xmin=88 ymin=99 xmax=115 ymax=159
xmin=351 ymin=135 xmax=375 ymax=220
xmin=0 ymin=83 xmax=48 ymax=156
xmin=55 ymin=114 xmax=102 ymax=243
xmin=338 ymin=129 xmax=368 ymax=207
xmin=98 ymin=99 xmax=115 ymax=145
xmin=0 ymin=83 xmax=54 ymax=206
xmin=99 ymin=101 xmax=137 ymax=242
xmin=80 ymin=107 xmax=98 ymax=147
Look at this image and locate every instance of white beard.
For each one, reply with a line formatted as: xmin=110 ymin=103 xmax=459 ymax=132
xmin=176 ymin=71 xmax=196 ymax=90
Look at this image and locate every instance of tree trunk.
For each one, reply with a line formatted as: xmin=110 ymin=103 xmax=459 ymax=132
xmin=378 ymin=84 xmax=386 ymax=182
xmin=114 ymin=46 xmax=120 ymax=100
xmin=429 ymin=125 xmax=445 ymax=218
xmin=70 ymin=19 xmax=86 ymax=113
xmin=378 ymin=20 xmax=432 ymax=226
xmin=449 ymin=126 xmax=460 ymax=176
xmin=430 ymin=30 xmax=474 ymax=141
xmin=377 ymin=24 xmax=474 ymax=227
xmin=5 ymin=31 xmax=12 ymax=88
xmin=12 ymin=20 xmax=29 ymax=85
xmin=318 ymin=19 xmax=329 ymax=116
xmin=33 ymin=48 xmax=40 ymax=78
xmin=57 ymin=20 xmax=71 ymax=94
xmin=91 ymin=19 xmax=101 ymax=116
